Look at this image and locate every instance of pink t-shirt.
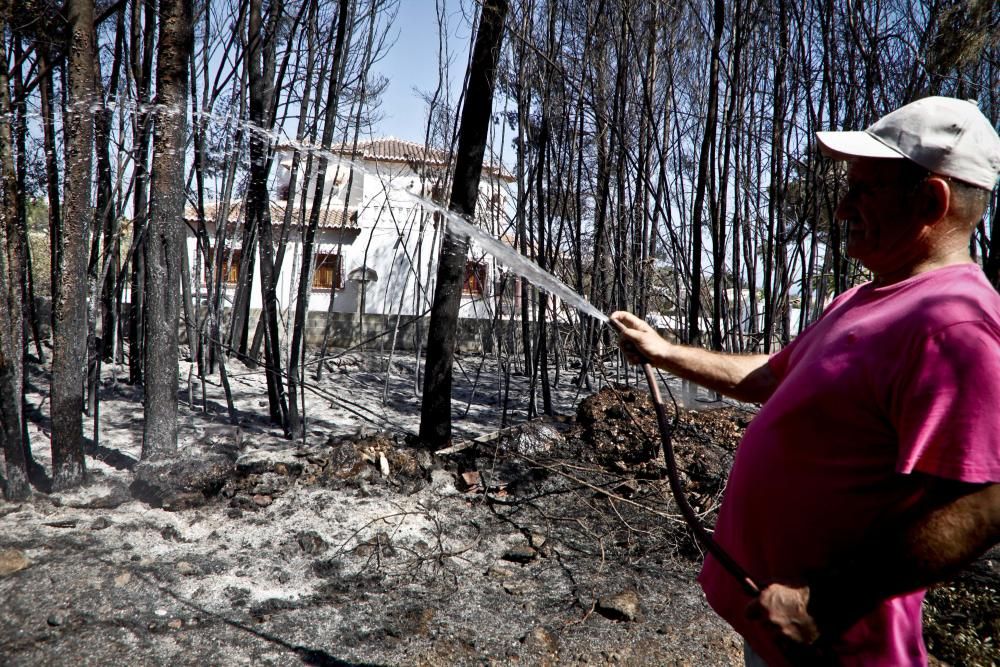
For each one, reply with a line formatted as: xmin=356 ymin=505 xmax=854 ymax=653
xmin=699 ymin=263 xmax=1000 ymax=666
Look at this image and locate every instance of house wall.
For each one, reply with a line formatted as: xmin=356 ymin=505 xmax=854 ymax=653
xmin=187 ymin=154 xmax=512 ymax=318
xmin=183 ymin=151 xmax=512 ymax=351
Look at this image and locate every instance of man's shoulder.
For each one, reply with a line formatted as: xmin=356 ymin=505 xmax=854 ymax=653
xmin=893 ymin=264 xmax=1000 ymax=333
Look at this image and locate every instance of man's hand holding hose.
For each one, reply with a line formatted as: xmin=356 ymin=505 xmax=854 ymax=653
xmin=609 ymin=311 xmax=673 ymax=367
xmin=609 ymin=312 xmax=779 ymax=406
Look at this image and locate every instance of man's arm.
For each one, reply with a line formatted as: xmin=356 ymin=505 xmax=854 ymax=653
xmin=753 ymin=480 xmax=1000 ymax=645
xmin=610 ymin=311 xmax=779 ymax=403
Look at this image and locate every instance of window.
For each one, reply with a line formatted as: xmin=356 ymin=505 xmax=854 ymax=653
xmin=312 ymin=253 xmax=344 ymax=290
xmin=204 ymin=246 xmax=241 ymax=285
xmin=223 ymin=249 xmax=241 ymax=284
xmin=463 ymin=260 xmax=487 ymax=296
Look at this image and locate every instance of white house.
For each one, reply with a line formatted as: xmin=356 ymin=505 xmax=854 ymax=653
xmin=184 ymin=138 xmax=519 ymax=346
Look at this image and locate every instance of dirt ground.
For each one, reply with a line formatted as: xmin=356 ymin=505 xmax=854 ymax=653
xmin=1 ymin=353 xmax=997 ymax=666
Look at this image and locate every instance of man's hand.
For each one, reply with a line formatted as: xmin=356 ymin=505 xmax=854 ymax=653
xmin=609 ymin=310 xmax=778 ymax=402
xmin=748 ymin=583 xmax=820 ymax=645
xmin=749 ymin=481 xmax=1000 ymax=650
xmin=609 ymin=311 xmax=670 ymax=366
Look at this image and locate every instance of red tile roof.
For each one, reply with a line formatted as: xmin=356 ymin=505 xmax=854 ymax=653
xmin=276 ymin=137 xmax=514 ymax=182
xmin=338 ymin=138 xmax=452 ymax=166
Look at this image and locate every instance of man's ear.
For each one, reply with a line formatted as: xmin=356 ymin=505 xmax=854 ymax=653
xmin=920 ymin=176 xmax=951 ymax=223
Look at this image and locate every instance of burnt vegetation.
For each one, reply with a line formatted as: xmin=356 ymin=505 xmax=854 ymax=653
xmin=0 ymin=0 xmax=998 ymax=663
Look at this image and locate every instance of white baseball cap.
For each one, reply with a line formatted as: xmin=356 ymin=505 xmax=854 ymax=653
xmin=816 ymin=96 xmax=1000 ymax=191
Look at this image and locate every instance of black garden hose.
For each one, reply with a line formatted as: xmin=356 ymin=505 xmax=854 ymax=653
xmin=609 ymin=318 xmax=762 ymax=598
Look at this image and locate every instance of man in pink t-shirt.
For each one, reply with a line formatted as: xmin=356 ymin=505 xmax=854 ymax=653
xmin=613 ymin=96 xmax=1000 ymax=666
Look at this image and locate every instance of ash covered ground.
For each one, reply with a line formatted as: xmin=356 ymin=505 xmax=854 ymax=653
xmin=0 ymin=352 xmax=996 ymax=666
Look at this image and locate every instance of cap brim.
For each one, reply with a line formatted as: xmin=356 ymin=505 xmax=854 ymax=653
xmin=815 ymin=130 xmax=904 ymax=160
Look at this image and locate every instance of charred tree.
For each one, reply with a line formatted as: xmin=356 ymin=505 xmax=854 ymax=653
xmin=38 ymin=45 xmax=61 ymax=334
xmin=51 ymin=0 xmax=97 ymax=490
xmin=534 ymin=117 xmax=552 ymax=415
xmin=0 ymin=8 xmax=29 ymax=501
xmin=128 ymin=0 xmax=157 ymax=385
xmin=245 ymin=0 xmax=288 ymax=428
xmin=419 ymin=0 xmax=509 ymax=449
xmin=762 ymin=0 xmax=789 ymax=351
xmin=287 ymin=0 xmax=351 ymax=438
xmin=99 ymin=8 xmax=126 ymax=362
xmin=11 ymin=33 xmax=43 ymax=363
xmin=141 ymin=0 xmax=192 ymax=459
xmin=87 ymin=12 xmax=125 ymax=443
xmin=687 ymin=0 xmax=724 ymax=350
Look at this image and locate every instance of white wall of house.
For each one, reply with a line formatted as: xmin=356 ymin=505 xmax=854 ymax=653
xmin=184 ymin=141 xmax=513 ymax=327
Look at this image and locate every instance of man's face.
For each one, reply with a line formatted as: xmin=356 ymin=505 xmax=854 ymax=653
xmin=837 ymin=158 xmax=926 ymax=274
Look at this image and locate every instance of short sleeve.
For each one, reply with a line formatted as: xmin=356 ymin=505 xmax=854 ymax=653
xmin=767 ymin=334 xmax=802 ymax=380
xmin=769 ymin=288 xmax=860 ymax=380
xmin=894 ymin=321 xmax=1000 ymax=483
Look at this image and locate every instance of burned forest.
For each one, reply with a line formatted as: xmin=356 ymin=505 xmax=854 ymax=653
xmin=1 ymin=0 xmax=999 ymax=665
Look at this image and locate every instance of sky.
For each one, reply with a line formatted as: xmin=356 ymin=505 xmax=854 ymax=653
xmin=371 ymin=0 xmax=474 ymax=143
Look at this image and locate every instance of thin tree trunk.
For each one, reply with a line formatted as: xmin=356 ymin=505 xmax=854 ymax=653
xmin=287 ymin=0 xmax=351 ymax=438
xmin=207 ymin=21 xmax=248 ymax=378
xmin=11 ymin=33 xmax=42 ymax=364
xmin=246 ymin=0 xmax=288 ymax=428
xmin=314 ymin=2 xmax=377 ymax=373
xmin=87 ymin=13 xmax=124 ymax=442
xmin=227 ymin=0 xmax=258 ymax=360
xmin=419 ymin=0 xmax=509 ymax=449
xmin=246 ymin=0 xmax=311 ymax=363
xmin=687 ymin=0 xmax=724 ymax=350
xmin=39 ymin=45 xmax=61 ymax=335
xmin=534 ymin=116 xmax=552 ymax=415
xmin=0 ymin=7 xmax=29 ymax=501
xmin=764 ymin=0 xmax=789 ymax=351
xmin=180 ymin=238 xmax=198 ymax=364
xmin=128 ymin=0 xmax=157 ymax=385
xmin=101 ymin=8 xmax=126 ymax=362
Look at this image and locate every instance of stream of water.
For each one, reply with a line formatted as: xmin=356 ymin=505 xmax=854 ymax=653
xmin=444 ymin=215 xmax=609 ymax=324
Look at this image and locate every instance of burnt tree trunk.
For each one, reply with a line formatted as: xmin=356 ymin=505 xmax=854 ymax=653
xmin=687 ymin=0 xmax=724 ymax=350
xmin=533 ymin=118 xmax=552 ymax=416
xmin=246 ymin=0 xmax=288 ymax=428
xmin=287 ymin=0 xmax=350 ymax=438
xmin=141 ymin=0 xmax=192 ymax=459
xmin=51 ymin=0 xmax=97 ymax=490
xmin=39 ymin=45 xmax=61 ymax=335
xmin=128 ymin=0 xmax=157 ymax=384
xmin=226 ymin=2 xmax=258 ymax=361
xmin=87 ymin=12 xmax=124 ymax=443
xmin=419 ymin=0 xmax=509 ymax=449
xmin=0 ymin=7 xmax=29 ymax=500
xmin=12 ymin=33 xmax=43 ymax=364
xmin=100 ymin=7 xmax=126 ymax=361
